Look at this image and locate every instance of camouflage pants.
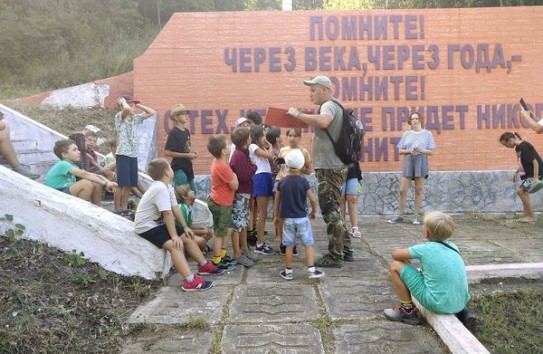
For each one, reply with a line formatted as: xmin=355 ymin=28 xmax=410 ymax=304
xmin=315 ymin=167 xmax=350 ymax=260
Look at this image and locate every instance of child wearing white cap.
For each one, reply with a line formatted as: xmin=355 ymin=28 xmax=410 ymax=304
xmin=274 ymin=149 xmax=324 ymax=280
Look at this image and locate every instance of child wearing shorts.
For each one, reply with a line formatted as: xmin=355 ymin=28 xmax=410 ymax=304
xmin=274 ymin=149 xmax=323 ymax=280
xmin=384 ymin=211 xmax=470 ymax=325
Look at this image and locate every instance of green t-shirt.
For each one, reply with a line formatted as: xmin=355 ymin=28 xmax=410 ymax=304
xmin=44 ymin=160 xmax=77 ymax=189
xmin=406 ymin=241 xmax=470 ymax=313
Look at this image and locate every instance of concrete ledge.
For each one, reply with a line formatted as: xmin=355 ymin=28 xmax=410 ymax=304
xmin=413 ymin=299 xmax=490 ymax=354
xmin=416 ymin=263 xmax=543 ymax=354
xmin=467 ymin=263 xmax=543 ymax=282
xmin=0 ymin=166 xmax=166 ymax=280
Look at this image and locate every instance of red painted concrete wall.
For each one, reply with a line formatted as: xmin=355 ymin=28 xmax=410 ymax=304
xmin=133 ymin=7 xmax=543 ymax=175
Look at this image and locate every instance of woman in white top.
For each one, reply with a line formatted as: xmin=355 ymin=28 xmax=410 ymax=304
xmin=388 ymin=112 xmax=436 ymax=225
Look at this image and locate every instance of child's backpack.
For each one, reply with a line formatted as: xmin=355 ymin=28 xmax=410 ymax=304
xmin=321 ymin=99 xmax=364 ymax=165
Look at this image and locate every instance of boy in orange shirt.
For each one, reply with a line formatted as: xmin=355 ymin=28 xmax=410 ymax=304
xmin=207 ymin=135 xmax=239 ymax=269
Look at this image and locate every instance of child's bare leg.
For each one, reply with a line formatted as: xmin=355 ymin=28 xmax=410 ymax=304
xmin=249 ymin=198 xmax=256 ymax=231
xmin=231 ymin=229 xmax=241 ymax=258
xmin=120 ymin=186 xmax=131 ymax=210
xmin=181 ymin=236 xmax=206 ymax=263
xmin=517 ymin=188 xmax=534 ymax=219
xmin=285 ymin=246 xmax=294 ymax=269
xmin=113 ymin=189 xmax=122 ymax=212
xmin=0 ymin=124 xmax=20 ymax=167
xmin=256 ymin=196 xmax=269 ymax=244
xmin=239 ymin=227 xmax=249 ymax=253
xmin=304 ymin=245 xmax=315 ymax=267
xmin=390 ymin=260 xmax=412 ymax=302
xmin=212 ymin=235 xmax=224 ymax=264
xmin=90 ymin=181 xmax=103 ymax=205
xmin=130 ymin=186 xmax=143 ymax=199
xmin=69 ymin=179 xmax=94 ymax=202
xmin=163 ymin=241 xmax=191 ymax=278
xmin=398 ymin=177 xmax=410 ymax=215
xmin=274 ymin=218 xmax=283 ymax=244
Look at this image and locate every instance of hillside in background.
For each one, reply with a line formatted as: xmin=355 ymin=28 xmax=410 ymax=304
xmin=0 ymin=0 xmax=537 ymax=100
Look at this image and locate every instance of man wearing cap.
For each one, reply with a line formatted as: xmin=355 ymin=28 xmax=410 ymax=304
xmin=287 ymin=75 xmax=352 ymax=268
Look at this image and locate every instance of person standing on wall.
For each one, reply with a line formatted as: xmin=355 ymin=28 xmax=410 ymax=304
xmin=388 ymin=112 xmax=436 ymax=225
xmin=287 ymin=75 xmax=351 ymax=268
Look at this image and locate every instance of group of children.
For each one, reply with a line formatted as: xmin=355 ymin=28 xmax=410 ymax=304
xmin=41 ymin=97 xmax=543 ymax=327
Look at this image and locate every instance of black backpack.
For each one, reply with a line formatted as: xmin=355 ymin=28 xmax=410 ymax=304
xmin=321 ymin=99 xmax=364 ymax=165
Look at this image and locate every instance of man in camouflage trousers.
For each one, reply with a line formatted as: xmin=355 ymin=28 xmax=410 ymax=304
xmin=287 ymin=75 xmax=352 ymax=268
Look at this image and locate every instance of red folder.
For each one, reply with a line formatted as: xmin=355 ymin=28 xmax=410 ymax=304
xmin=265 ymin=107 xmax=309 ymax=128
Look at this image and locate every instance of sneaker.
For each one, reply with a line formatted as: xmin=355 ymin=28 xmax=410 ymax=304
xmin=280 ymin=270 xmax=293 ymax=280
xmin=350 ymin=227 xmax=362 ymax=238
xmin=182 ymin=276 xmax=214 ymax=292
xmin=212 ymin=261 xmax=230 ymax=270
xmin=235 ymin=254 xmax=255 ymax=268
xmin=308 ymin=269 xmax=325 ymax=279
xmin=383 ymin=306 xmax=423 ymax=325
xmin=455 ymin=308 xmax=478 ymax=332
xmin=255 ymin=243 xmax=273 ymax=255
xmin=412 ymin=215 xmax=421 ymax=225
xmin=293 ymin=246 xmax=298 ymax=256
xmin=243 ymin=251 xmax=258 ymax=262
xmin=529 ymin=179 xmax=543 ymax=194
xmin=387 ymin=215 xmax=404 ymax=224
xmin=197 ymin=261 xmax=226 ymax=276
xmin=343 ymin=251 xmax=354 ymax=262
xmin=13 ymin=165 xmax=40 ymax=180
xmin=315 ymin=253 xmax=343 ymax=268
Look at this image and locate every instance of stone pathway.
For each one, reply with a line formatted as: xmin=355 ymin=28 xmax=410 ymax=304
xmin=121 ymin=214 xmax=543 ymax=354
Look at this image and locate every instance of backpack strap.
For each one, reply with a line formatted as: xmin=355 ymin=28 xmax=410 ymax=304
xmin=433 ymin=241 xmax=460 ymax=255
xmin=320 ymin=98 xmax=344 ymax=150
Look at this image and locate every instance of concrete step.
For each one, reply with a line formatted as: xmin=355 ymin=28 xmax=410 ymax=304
xmin=12 ymin=138 xmax=39 ymax=151
xmin=15 ymin=149 xmax=57 ymax=166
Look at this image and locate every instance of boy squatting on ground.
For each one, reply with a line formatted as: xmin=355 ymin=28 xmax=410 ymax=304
xmin=44 ymin=139 xmax=117 ymax=205
xmin=274 ymin=149 xmax=324 ymax=280
xmin=384 ymin=211 xmax=471 ymax=325
xmin=134 ymin=158 xmax=224 ymax=292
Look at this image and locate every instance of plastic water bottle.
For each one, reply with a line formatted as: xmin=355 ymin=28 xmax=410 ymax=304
xmin=358 ymin=183 xmax=362 ymax=195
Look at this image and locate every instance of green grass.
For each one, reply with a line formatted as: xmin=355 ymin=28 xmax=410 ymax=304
xmin=471 ymin=289 xmax=543 ymax=354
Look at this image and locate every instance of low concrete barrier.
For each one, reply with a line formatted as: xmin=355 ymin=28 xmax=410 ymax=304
xmin=0 ymin=167 xmax=166 ymax=280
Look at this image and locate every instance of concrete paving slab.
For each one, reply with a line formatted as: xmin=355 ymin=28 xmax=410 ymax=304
xmin=128 ymin=286 xmax=231 ymax=325
xmin=319 ymin=280 xmax=397 ymax=321
xmin=222 ymin=324 xmax=324 ymax=354
xmin=335 ymin=322 xmax=448 ymax=354
xmin=121 ymin=329 xmax=213 ymax=354
xmin=229 ymin=283 xmax=320 ymax=323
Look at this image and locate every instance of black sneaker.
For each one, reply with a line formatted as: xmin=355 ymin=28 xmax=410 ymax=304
xmin=212 ymin=261 xmax=230 ymax=270
xmin=247 ymin=230 xmax=257 ymax=246
xmin=383 ymin=306 xmax=423 ymax=325
xmin=456 ymin=308 xmax=478 ymax=332
xmin=343 ymin=251 xmax=354 ymax=262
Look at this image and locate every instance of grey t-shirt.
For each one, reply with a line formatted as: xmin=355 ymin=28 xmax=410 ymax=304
xmin=311 ymin=99 xmax=345 ymax=169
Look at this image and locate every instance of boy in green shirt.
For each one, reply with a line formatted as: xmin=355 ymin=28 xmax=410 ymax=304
xmin=384 ymin=211 xmax=470 ymax=325
xmin=44 ymin=139 xmax=117 ymax=205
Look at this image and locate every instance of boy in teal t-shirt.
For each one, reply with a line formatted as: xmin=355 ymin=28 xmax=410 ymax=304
xmin=44 ymin=139 xmax=117 ymax=205
xmin=384 ymin=211 xmax=470 ymax=325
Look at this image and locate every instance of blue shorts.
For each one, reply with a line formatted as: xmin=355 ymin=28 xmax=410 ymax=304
xmin=57 ymin=186 xmax=72 ymax=195
xmin=116 ymin=155 xmax=138 ymax=187
xmin=341 ymin=178 xmax=358 ymax=196
xmin=281 ymin=217 xmax=314 ymax=247
xmin=253 ymin=173 xmax=273 ymax=197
